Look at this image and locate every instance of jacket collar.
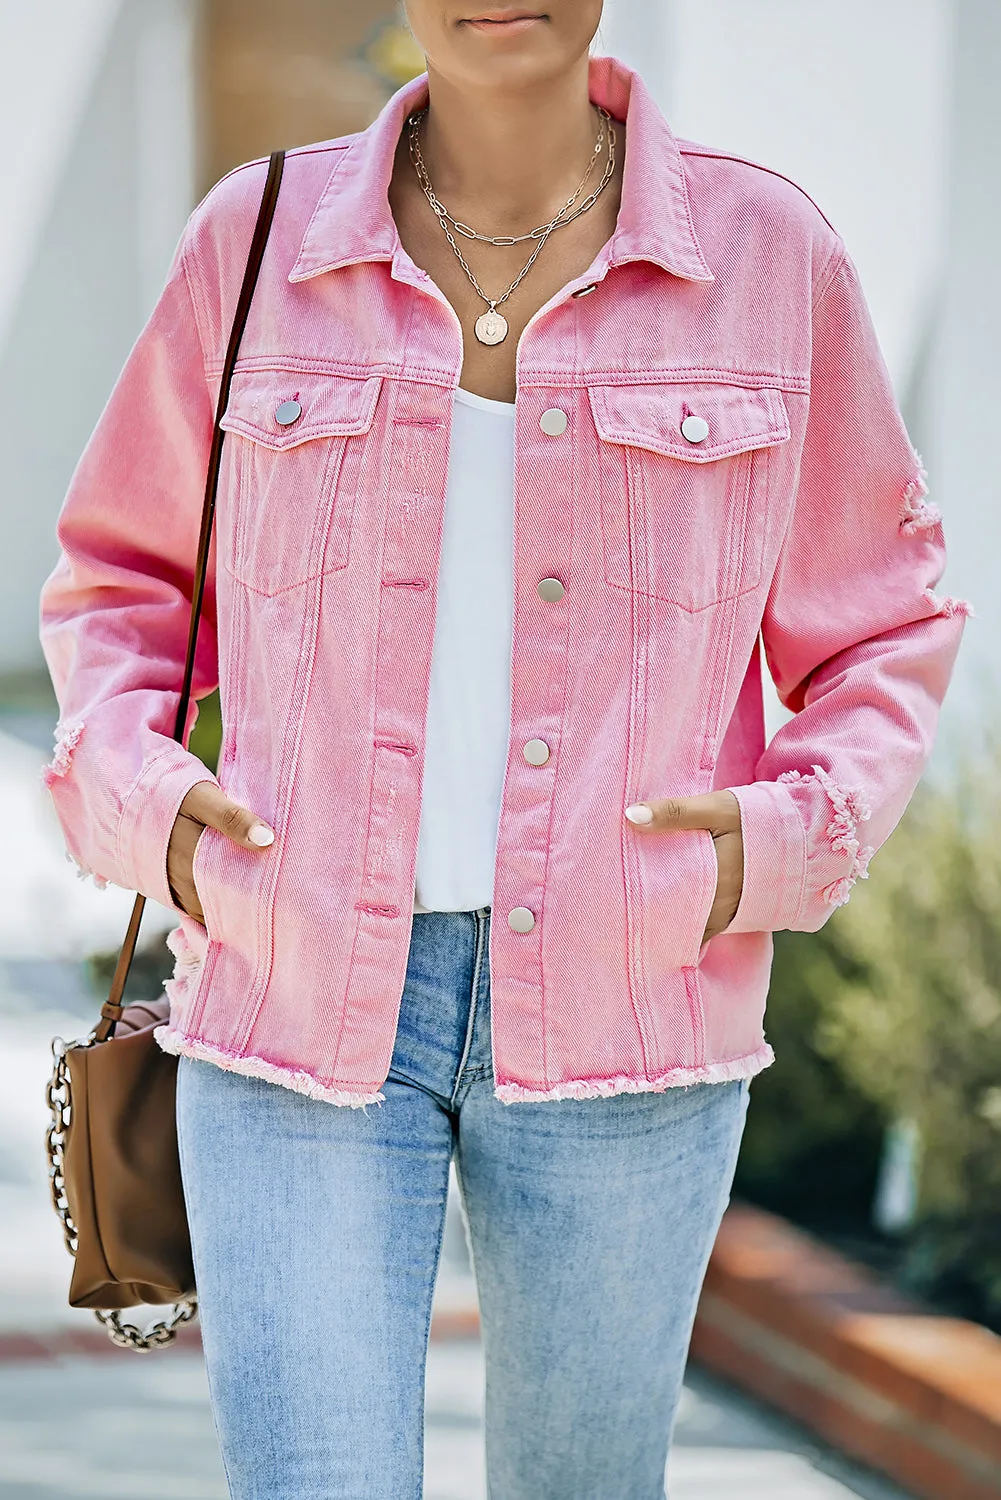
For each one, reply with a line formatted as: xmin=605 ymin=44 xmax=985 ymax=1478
xmin=289 ymin=54 xmax=713 ymax=286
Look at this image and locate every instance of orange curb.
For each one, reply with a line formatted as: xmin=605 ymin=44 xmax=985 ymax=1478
xmin=690 ymin=1202 xmax=1001 ymax=1500
xmin=0 ymin=1305 xmax=480 ymax=1364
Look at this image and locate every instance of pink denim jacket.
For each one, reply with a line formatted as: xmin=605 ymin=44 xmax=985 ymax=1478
xmin=40 ymin=55 xmax=966 ymax=1106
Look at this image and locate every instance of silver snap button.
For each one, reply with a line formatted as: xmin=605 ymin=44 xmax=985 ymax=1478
xmin=275 ymin=399 xmax=303 ymax=427
xmin=681 ymin=414 xmax=709 ymax=444
xmin=537 ymin=577 xmax=565 ymax=603
xmin=523 ymin=739 xmax=550 ymax=766
xmin=540 ymin=408 xmax=569 ymax=437
xmin=508 ymin=906 xmax=536 ymax=933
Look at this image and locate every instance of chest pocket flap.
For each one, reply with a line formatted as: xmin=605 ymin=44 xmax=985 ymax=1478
xmin=588 ymin=382 xmax=791 ymax=611
xmin=588 ymin=382 xmax=790 ymax=462
xmin=218 ymin=371 xmax=382 ymax=595
xmin=220 ymin=370 xmax=382 ymax=450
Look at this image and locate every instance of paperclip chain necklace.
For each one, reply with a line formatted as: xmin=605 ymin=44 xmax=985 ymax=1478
xmin=410 ymin=107 xmax=610 ymax=246
xmin=408 ymin=105 xmax=616 ymax=346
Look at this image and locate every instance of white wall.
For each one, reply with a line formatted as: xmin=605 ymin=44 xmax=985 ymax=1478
xmin=0 ymin=0 xmax=120 ymax=355
xmin=910 ymin=0 xmax=1001 ymax=735
xmin=0 ymin=0 xmax=195 ymax=676
xmin=600 ymin=0 xmax=953 ymax=388
xmin=597 ymin=0 xmax=673 ymax=114
xmin=668 ymin=0 xmax=954 ymax=395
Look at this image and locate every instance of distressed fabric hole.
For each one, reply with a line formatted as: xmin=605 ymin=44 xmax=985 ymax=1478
xmin=923 ymin=588 xmax=974 ymax=620
xmin=898 ymin=454 xmax=944 ymax=537
xmin=900 ymin=467 xmax=942 ymax=537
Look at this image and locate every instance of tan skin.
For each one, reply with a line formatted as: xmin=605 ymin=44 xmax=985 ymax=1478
xmin=168 ymin=0 xmax=744 ymax=941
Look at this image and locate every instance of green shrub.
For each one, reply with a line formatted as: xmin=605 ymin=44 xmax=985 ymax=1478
xmin=739 ymin=742 xmax=1001 ymax=1330
xmin=734 ymin=925 xmax=888 ymax=1232
xmin=188 ymin=688 xmax=222 ymax=774
xmin=814 ymin=747 xmax=1001 ymax=1325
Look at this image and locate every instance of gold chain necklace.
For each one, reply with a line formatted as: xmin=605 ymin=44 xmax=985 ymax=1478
xmin=408 ymin=107 xmax=616 ymax=346
xmin=409 ymin=106 xmax=609 ymax=245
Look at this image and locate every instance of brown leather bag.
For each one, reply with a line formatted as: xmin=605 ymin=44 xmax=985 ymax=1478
xmin=45 ymin=150 xmax=286 ymax=1351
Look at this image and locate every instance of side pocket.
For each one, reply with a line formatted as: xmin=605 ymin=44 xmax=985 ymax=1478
xmin=183 ymin=804 xmax=269 ymax=1042
xmin=189 ymin=823 xmax=221 ymax=941
xmin=694 ymin=829 xmax=721 ymax=964
xmin=187 ymin=816 xmax=267 ymax=961
xmin=637 ymin=826 xmax=721 ymax=973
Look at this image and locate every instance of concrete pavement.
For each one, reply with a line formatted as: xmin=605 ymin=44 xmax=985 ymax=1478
xmin=0 ymin=1343 xmax=915 ymax=1500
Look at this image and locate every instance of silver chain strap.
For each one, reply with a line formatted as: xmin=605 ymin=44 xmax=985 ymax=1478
xmin=45 ymin=1034 xmax=199 ymax=1352
xmin=94 ymin=1300 xmax=199 ymax=1352
xmin=407 ymin=106 xmax=616 ymax=319
xmin=45 ymin=1037 xmax=84 ymax=1258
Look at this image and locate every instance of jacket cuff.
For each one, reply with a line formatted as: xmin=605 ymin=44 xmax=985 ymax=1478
xmin=117 ymin=747 xmax=218 ymax=910
xmin=725 ymin=779 xmax=807 ymax=934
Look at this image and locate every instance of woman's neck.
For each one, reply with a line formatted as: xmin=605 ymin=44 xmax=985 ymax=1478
xmin=419 ymin=57 xmax=598 ymax=232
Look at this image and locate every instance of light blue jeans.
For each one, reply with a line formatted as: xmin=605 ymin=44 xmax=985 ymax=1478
xmin=176 ymin=908 xmax=750 ymax=1499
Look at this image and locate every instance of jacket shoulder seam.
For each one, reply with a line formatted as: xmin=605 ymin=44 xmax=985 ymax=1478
xmin=812 ymin=242 xmax=849 ymax=310
xmin=678 ymin=143 xmax=840 ymax=235
xmin=184 ymin=141 xmax=354 ymax=363
xmin=205 ymin=139 xmax=354 ymax=195
xmin=179 ymin=233 xmax=211 ymax=376
xmin=679 ymin=142 xmax=847 ymax=310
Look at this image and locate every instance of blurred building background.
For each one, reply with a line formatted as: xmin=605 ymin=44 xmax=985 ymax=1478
xmin=0 ymin=0 xmax=407 ymax=698
xmin=1 ymin=0 xmax=997 ymax=733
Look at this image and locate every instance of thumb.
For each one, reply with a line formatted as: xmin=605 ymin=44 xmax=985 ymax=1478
xmin=179 ymin=781 xmax=275 ymax=849
xmin=624 ymin=790 xmax=740 ymax=835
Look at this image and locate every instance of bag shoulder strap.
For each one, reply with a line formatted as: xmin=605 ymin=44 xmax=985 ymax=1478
xmin=95 ymin=150 xmax=286 ymax=1043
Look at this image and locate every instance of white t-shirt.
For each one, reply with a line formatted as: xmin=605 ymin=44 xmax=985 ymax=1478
xmin=413 ymin=386 xmax=516 ymax=913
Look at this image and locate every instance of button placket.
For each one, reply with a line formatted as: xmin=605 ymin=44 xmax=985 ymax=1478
xmin=506 ymin=404 xmax=570 ymax=936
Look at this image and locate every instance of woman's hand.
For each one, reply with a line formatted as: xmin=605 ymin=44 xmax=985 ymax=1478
xmin=624 ymin=790 xmax=744 ymax=943
xmin=166 ymin=783 xmax=275 ymax=923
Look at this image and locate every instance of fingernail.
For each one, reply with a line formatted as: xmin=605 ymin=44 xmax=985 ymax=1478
xmin=625 ymin=804 xmax=653 ymax=825
xmin=248 ymin=825 xmax=275 ymax=847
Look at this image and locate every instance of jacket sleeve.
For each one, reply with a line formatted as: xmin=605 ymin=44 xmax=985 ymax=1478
xmin=38 ymin=223 xmax=220 ymax=909
xmin=725 ymin=246 xmax=968 ymax=934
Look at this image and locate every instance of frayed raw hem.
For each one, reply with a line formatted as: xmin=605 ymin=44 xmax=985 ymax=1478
xmin=823 ymin=853 xmax=873 ymax=908
xmin=41 ymin=720 xmax=85 ymax=787
xmin=780 ymin=765 xmax=873 ymax=907
xmin=493 ymin=1043 xmax=775 ymax=1104
xmin=165 ymin=923 xmax=206 ymax=977
xmin=154 ymin=1027 xmax=386 ymax=1109
xmin=62 ymin=847 xmax=109 ymax=890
